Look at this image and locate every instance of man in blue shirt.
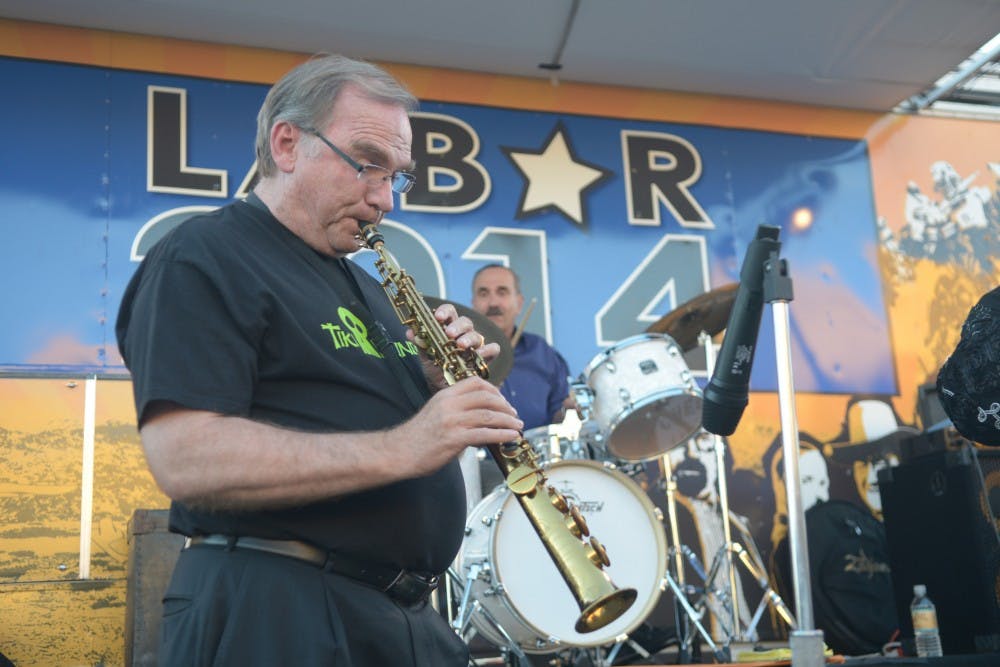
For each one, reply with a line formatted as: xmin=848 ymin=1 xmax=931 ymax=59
xmin=467 ymin=264 xmax=576 ymax=499
xmin=471 ymin=264 xmax=572 ymax=430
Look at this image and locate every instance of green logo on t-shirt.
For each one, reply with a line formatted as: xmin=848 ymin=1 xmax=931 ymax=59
xmin=320 ymin=308 xmax=382 ymax=357
xmin=320 ymin=307 xmax=420 ymax=360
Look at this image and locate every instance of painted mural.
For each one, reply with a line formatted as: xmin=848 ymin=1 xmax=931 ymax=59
xmin=0 ymin=19 xmax=997 ymax=666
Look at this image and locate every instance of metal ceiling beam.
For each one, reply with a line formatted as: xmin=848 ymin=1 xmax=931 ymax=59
xmin=897 ymin=33 xmax=1000 ymax=112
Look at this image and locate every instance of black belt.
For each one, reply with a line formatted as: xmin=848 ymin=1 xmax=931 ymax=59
xmin=183 ymin=535 xmax=439 ymax=606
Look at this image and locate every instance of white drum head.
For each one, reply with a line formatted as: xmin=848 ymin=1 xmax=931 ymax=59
xmin=583 ymin=333 xmax=703 ymax=461
xmin=489 ymin=460 xmax=666 ymax=647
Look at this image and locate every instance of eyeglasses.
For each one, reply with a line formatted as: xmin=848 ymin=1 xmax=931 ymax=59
xmin=305 ymin=128 xmax=415 ymax=194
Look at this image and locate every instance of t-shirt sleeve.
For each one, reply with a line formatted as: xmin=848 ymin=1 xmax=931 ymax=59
xmin=120 ymin=257 xmax=259 ymax=424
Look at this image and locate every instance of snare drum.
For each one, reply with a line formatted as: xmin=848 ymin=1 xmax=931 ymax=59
xmin=455 ymin=460 xmax=666 ymax=652
xmin=583 ymin=333 xmax=702 ymax=461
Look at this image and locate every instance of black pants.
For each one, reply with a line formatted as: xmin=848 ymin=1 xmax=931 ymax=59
xmin=159 ymin=545 xmax=469 ymax=666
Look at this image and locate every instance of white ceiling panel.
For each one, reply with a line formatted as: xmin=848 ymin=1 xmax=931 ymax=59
xmin=2 ymin=0 xmax=999 ymax=112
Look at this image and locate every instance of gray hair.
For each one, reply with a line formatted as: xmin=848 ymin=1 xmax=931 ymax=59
xmin=472 ymin=264 xmax=522 ymax=294
xmin=254 ymin=53 xmax=418 ymax=177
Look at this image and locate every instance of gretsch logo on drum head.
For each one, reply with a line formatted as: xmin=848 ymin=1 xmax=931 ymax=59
xmin=553 ymin=480 xmax=605 ymax=513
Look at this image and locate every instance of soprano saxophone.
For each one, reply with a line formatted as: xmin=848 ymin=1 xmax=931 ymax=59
xmin=361 ymin=224 xmax=636 ymax=633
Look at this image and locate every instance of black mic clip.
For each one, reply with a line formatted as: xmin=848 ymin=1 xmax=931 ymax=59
xmin=763 ymin=252 xmax=794 ymax=303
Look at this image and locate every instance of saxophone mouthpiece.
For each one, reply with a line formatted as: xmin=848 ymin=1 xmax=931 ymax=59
xmin=360 ymin=224 xmax=383 ymax=249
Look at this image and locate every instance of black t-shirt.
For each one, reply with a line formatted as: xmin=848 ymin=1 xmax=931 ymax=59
xmin=116 ymin=199 xmax=466 ymax=573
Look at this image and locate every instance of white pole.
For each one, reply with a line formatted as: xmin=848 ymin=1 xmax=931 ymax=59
xmin=78 ymin=375 xmax=97 ymax=579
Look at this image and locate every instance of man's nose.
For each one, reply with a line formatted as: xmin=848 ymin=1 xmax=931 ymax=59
xmin=366 ymin=181 xmax=394 ymax=214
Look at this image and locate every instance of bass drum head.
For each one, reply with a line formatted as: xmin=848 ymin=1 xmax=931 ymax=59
xmin=490 ymin=460 xmax=667 ymax=648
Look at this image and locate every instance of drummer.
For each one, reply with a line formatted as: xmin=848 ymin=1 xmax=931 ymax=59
xmin=471 ymin=264 xmax=574 ymax=430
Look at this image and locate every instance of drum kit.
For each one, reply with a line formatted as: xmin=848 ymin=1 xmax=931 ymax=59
xmin=441 ymin=285 xmax=796 ymax=666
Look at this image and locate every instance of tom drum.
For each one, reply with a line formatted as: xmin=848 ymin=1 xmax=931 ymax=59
xmin=583 ymin=333 xmax=702 ymax=461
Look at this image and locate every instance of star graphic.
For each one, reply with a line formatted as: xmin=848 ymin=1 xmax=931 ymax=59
xmin=502 ymin=122 xmax=612 ymax=226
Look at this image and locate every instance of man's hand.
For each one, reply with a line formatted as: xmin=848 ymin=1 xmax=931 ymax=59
xmin=409 ymin=301 xmax=500 ymax=389
xmin=398 ymin=377 xmax=522 ymax=475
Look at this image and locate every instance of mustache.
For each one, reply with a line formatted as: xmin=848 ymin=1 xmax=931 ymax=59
xmin=485 ymin=306 xmax=504 ymax=317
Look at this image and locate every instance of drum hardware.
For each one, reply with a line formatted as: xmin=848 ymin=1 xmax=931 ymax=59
xmin=449 ymin=565 xmax=534 ymax=664
xmin=570 ymin=377 xmax=595 ymax=421
xmin=523 ymin=410 xmax=593 ymax=467
xmin=682 ymin=512 xmax=797 ymax=642
xmin=659 ymin=439 xmax=730 ymax=663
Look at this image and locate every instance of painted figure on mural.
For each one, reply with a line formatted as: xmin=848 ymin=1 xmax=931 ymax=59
xmin=726 ymin=432 xmax=831 ymax=638
xmin=761 ymin=434 xmax=830 ymax=567
xmin=116 ymin=53 xmax=521 ymax=666
xmin=892 ymin=159 xmax=999 ymax=270
xmin=823 ymin=397 xmax=919 ymax=521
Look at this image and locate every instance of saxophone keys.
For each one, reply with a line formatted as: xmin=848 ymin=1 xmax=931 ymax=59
xmin=566 ymin=504 xmax=590 ymax=538
xmin=548 ymin=487 xmax=568 ymax=513
xmin=505 ymin=464 xmax=540 ymax=495
xmin=586 ymin=536 xmax=611 ymax=568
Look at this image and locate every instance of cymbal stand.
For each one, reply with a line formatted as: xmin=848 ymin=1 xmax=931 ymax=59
xmin=702 ymin=329 xmax=742 ymax=640
xmin=672 ymin=330 xmax=747 ymax=647
xmin=727 ymin=513 xmax=796 ymax=635
xmin=659 ymin=447 xmax=730 ymax=663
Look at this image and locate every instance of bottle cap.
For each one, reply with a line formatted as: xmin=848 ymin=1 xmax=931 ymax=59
xmin=913 ymin=584 xmax=926 ymax=596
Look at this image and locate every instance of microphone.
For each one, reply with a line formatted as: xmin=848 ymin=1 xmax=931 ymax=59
xmin=701 ymin=225 xmax=781 ymax=436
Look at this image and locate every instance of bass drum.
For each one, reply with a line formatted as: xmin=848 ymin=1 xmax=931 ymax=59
xmin=583 ymin=333 xmax=702 ymax=461
xmin=455 ymin=460 xmax=666 ymax=653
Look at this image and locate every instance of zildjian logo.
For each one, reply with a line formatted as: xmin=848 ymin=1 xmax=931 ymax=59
xmin=843 ymin=549 xmax=890 ymax=579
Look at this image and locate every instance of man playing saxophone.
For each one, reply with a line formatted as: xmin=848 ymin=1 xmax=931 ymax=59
xmin=116 ymin=53 xmax=521 ymax=666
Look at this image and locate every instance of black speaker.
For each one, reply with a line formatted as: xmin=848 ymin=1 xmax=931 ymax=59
xmin=878 ymin=447 xmax=1000 ymax=655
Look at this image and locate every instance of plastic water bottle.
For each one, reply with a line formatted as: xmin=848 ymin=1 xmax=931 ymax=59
xmin=911 ymin=584 xmax=943 ymax=657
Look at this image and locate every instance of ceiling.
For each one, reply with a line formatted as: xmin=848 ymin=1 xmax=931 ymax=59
xmin=4 ymin=0 xmax=1000 ymax=114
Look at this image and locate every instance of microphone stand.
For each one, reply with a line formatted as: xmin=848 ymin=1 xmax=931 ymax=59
xmin=763 ymin=253 xmax=824 ymax=667
xmin=701 ymin=334 xmax=741 ymax=640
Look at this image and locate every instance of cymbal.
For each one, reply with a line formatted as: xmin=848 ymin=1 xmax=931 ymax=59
xmin=646 ymin=283 xmax=739 ymax=351
xmin=423 ymin=295 xmax=514 ymax=386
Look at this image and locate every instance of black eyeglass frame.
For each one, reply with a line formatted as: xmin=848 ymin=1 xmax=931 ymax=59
xmin=304 ymin=127 xmax=415 ymax=194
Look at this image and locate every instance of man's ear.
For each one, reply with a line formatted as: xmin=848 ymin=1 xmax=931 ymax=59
xmin=270 ymin=121 xmax=301 ymax=173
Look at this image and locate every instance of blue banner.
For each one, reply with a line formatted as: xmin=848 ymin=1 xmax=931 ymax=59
xmin=0 ymin=57 xmax=892 ymax=393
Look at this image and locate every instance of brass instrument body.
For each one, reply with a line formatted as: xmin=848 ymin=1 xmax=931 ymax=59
xmin=362 ymin=224 xmax=636 ymax=633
